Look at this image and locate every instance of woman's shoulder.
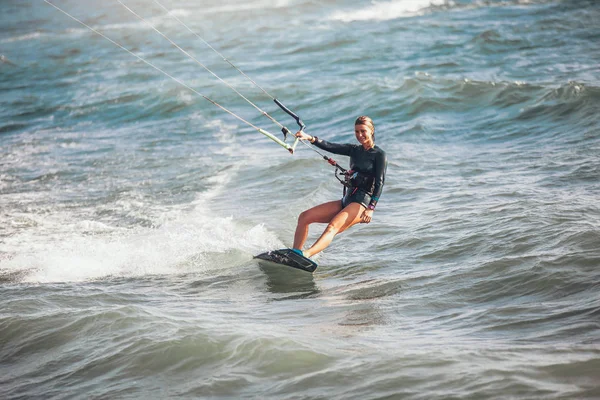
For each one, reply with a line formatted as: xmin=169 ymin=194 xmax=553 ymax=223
xmin=372 ymin=145 xmax=387 ymax=161
xmin=372 ymin=145 xmax=386 ymax=155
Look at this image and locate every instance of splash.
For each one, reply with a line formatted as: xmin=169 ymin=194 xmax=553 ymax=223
xmin=0 ymin=143 xmax=283 ymax=284
xmin=0 ymin=203 xmax=282 ymax=284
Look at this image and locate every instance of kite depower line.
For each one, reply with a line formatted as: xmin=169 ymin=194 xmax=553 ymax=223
xmin=44 ymin=0 xmax=310 ymax=154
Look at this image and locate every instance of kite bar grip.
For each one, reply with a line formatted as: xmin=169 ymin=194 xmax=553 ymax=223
xmin=274 ymin=98 xmax=305 ymax=130
xmin=291 ymin=136 xmax=300 ymax=153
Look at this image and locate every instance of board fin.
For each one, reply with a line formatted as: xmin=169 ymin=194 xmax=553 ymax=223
xmin=254 ymin=248 xmax=318 ymax=273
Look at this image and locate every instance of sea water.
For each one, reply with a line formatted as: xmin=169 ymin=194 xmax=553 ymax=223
xmin=1 ymin=0 xmax=599 ymax=398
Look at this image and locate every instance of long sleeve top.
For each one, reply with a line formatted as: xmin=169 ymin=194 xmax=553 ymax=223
xmin=313 ymin=138 xmax=387 ymax=209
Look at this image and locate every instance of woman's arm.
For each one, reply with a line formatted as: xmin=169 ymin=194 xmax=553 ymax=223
xmin=295 ymin=131 xmax=353 ymax=156
xmin=368 ymin=149 xmax=387 ymax=210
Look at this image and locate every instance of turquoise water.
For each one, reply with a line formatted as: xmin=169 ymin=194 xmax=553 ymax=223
xmin=1 ymin=0 xmax=599 ymax=398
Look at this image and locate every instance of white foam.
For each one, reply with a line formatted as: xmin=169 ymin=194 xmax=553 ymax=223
xmin=199 ymin=0 xmax=292 ymax=14
xmin=0 ymin=119 xmax=284 ymax=284
xmin=0 ymin=31 xmax=45 ymax=44
xmin=167 ymin=8 xmax=190 ymax=17
xmin=330 ymin=0 xmax=450 ymax=22
xmin=0 ymin=195 xmax=283 ymax=284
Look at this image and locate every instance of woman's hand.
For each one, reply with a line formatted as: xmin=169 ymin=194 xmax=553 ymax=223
xmin=295 ymin=130 xmax=313 ymax=142
xmin=362 ymin=209 xmax=374 ymax=223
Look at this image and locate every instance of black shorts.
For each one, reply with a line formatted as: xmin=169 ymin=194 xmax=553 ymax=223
xmin=341 ymin=187 xmax=371 ymax=208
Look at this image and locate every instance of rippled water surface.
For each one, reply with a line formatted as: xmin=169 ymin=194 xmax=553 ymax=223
xmin=1 ymin=0 xmax=599 ymax=398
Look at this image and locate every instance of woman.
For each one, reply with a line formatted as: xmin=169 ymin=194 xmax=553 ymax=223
xmin=292 ymin=116 xmax=387 ymax=258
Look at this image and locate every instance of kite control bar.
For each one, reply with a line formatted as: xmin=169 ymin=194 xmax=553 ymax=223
xmin=274 ymin=98 xmax=305 ymax=153
xmin=273 ymin=99 xmax=351 ymax=190
xmin=274 ymin=98 xmax=305 ymax=131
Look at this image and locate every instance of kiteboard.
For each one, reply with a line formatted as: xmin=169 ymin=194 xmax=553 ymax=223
xmin=254 ymin=249 xmax=318 ymax=273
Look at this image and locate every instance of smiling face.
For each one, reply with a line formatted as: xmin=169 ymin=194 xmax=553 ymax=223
xmin=355 ymin=123 xmax=374 ymax=149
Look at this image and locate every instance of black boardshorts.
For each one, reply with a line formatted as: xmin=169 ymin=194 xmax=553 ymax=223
xmin=341 ymin=187 xmax=371 ymax=208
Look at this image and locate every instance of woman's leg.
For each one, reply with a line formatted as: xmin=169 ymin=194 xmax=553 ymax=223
xmin=293 ymin=200 xmax=342 ymax=251
xmin=303 ymin=202 xmax=366 ymax=258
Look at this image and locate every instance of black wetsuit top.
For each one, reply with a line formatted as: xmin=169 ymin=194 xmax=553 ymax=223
xmin=313 ymin=138 xmax=387 ymax=209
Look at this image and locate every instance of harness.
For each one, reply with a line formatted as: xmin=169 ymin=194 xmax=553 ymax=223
xmin=326 ymin=158 xmax=374 ymax=197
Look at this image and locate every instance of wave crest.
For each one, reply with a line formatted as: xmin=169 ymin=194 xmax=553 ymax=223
xmin=329 ymin=0 xmax=449 ymax=22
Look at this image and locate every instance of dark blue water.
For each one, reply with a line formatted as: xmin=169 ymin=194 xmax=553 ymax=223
xmin=1 ymin=0 xmax=599 ymax=398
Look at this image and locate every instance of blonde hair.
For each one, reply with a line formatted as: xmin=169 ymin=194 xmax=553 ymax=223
xmin=355 ymin=115 xmax=375 ymax=139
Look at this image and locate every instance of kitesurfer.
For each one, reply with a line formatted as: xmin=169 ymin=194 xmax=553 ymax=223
xmin=292 ymin=116 xmax=387 ymax=258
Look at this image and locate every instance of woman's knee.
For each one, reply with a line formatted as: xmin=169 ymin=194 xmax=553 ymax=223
xmin=323 ymin=222 xmax=341 ymax=236
xmin=298 ymin=210 xmax=313 ymax=225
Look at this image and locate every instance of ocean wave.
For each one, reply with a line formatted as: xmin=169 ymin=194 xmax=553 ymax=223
xmin=0 ymin=123 xmax=28 ymax=135
xmin=390 ymin=74 xmax=540 ymax=119
xmin=379 ymin=74 xmax=599 ymax=141
xmin=0 ymin=31 xmax=46 ymax=44
xmin=329 ymin=0 xmax=447 ymax=22
xmin=195 ymin=0 xmax=294 ymax=14
xmin=470 ymin=29 xmax=533 ymax=53
xmin=327 ymin=0 xmax=559 ymax=22
xmin=517 ymin=82 xmax=600 ymax=122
